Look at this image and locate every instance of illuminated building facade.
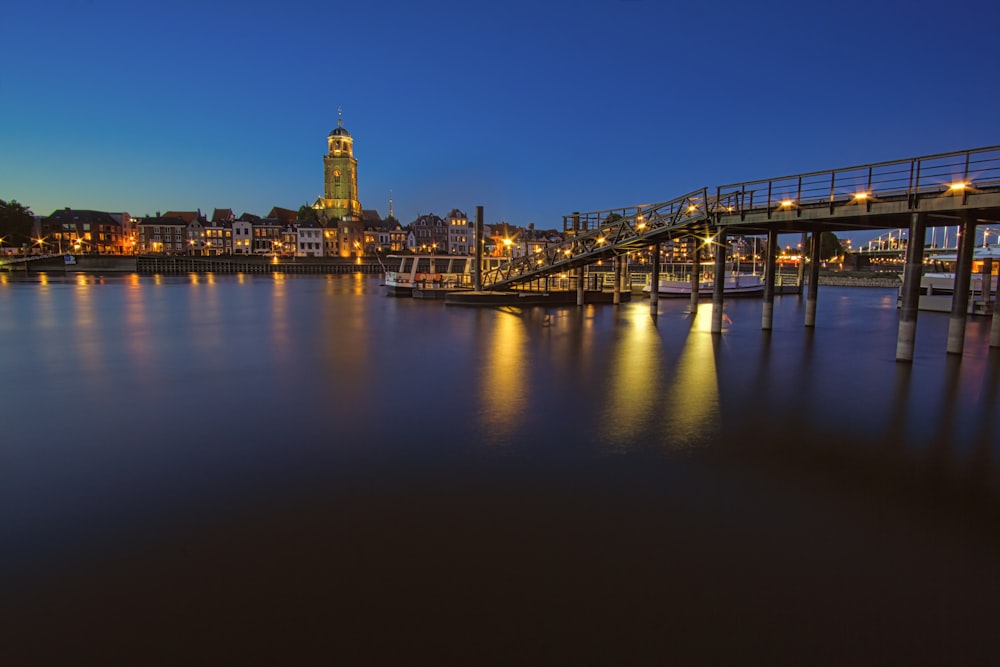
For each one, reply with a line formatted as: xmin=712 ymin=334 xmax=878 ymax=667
xmin=313 ymin=110 xmax=364 ymax=258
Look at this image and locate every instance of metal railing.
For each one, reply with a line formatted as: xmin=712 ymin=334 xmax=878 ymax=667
xmin=715 ymin=145 xmax=1000 ymax=218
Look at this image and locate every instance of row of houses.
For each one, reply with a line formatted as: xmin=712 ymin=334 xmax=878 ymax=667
xmin=35 ymin=206 xmax=566 ymax=259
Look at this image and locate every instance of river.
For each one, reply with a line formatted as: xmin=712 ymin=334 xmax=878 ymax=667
xmin=1 ymin=272 xmax=998 ymax=664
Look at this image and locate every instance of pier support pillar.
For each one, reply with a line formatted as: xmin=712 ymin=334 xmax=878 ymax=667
xmin=805 ymin=231 xmax=822 ymax=327
xmin=474 ymin=206 xmax=484 ymax=291
xmin=896 ymin=213 xmax=927 ymax=362
xmin=980 ymin=257 xmax=993 ymax=311
xmin=796 ymin=232 xmax=807 ymax=295
xmin=992 ymin=285 xmax=1000 ymax=348
xmin=986 ymin=258 xmax=1000 ymax=348
xmin=762 ymin=230 xmax=778 ymax=330
xmin=690 ymin=238 xmax=701 ymax=312
xmin=576 ymin=266 xmax=585 ymax=306
xmin=947 ymin=216 xmax=977 ymax=354
xmin=711 ymin=228 xmax=727 ymax=333
xmin=650 ymin=242 xmax=660 ymax=316
xmin=613 ymin=255 xmax=622 ymax=305
xmin=622 ymin=254 xmax=630 ymax=294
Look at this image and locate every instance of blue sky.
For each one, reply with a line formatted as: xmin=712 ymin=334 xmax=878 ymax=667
xmin=2 ymin=0 xmax=998 ymax=244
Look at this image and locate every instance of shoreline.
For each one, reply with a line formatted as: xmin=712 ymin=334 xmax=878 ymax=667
xmin=3 ymin=255 xmax=904 ymax=287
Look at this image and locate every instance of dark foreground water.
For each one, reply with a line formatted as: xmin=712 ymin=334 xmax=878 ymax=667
xmin=1 ymin=272 xmax=998 ymax=665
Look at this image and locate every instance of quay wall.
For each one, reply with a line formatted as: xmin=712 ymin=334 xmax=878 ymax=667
xmin=135 ymin=255 xmax=391 ymax=275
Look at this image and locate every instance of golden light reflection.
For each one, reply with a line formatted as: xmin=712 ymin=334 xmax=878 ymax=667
xmin=661 ymin=302 xmax=720 ymax=449
xmin=71 ymin=277 xmax=105 ymax=383
xmin=479 ymin=309 xmax=528 ymax=444
xmin=270 ymin=272 xmax=290 ymax=363
xmin=599 ymin=305 xmax=662 ymax=449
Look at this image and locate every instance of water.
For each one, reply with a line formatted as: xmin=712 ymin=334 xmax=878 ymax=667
xmin=2 ymin=272 xmax=998 ymax=664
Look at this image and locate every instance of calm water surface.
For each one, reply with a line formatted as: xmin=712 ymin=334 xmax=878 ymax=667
xmin=1 ymin=272 xmax=998 ymax=664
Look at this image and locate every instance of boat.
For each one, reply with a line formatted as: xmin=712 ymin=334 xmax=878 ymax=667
xmin=642 ymin=262 xmax=766 ymax=298
xmin=383 ymin=255 xmax=506 ymax=298
xmin=899 ymin=246 xmax=999 ymax=314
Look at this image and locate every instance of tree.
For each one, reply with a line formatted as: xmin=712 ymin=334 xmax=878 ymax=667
xmin=0 ymin=199 xmax=34 ymax=247
xmin=297 ymin=204 xmax=319 ymax=223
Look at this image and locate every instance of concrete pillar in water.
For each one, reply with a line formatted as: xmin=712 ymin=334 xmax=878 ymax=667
xmin=474 ymin=205 xmax=484 ymax=291
xmin=711 ymin=228 xmax=727 ymax=333
xmin=613 ymin=255 xmax=622 ymax=305
xmin=979 ymin=257 xmax=992 ymax=310
xmin=576 ymin=266 xmax=585 ymax=306
xmin=992 ymin=289 xmax=1000 ymax=348
xmin=986 ymin=258 xmax=1000 ymax=348
xmin=690 ymin=238 xmax=701 ymax=311
xmin=947 ymin=217 xmax=977 ymax=354
xmin=796 ymin=232 xmax=808 ymax=295
xmin=762 ymin=230 xmax=778 ymax=330
xmin=650 ymin=242 xmax=660 ymax=316
xmin=895 ymin=213 xmax=927 ymax=362
xmin=805 ymin=231 xmax=822 ymax=327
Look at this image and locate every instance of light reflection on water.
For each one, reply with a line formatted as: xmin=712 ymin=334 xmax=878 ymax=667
xmin=2 ymin=272 xmax=1000 ymax=661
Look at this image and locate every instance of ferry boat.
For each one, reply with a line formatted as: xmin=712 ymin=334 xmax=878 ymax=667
xmin=642 ymin=262 xmax=766 ymax=298
xmin=383 ymin=255 xmax=506 ymax=298
xmin=901 ymin=246 xmax=999 ymax=314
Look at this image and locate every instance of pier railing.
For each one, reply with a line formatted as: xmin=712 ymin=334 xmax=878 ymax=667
xmin=714 ymin=145 xmax=1000 ymax=219
xmin=484 ymin=189 xmax=713 ymax=288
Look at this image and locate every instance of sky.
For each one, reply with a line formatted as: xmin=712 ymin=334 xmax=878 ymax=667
xmin=3 ymin=0 xmax=999 ymax=245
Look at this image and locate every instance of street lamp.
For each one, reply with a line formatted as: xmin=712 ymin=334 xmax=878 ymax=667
xmin=502 ymin=237 xmax=512 ymax=258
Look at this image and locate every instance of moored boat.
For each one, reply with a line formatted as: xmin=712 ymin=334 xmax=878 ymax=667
xmin=899 ymin=246 xmax=999 ymax=314
xmin=384 ymin=255 xmax=505 ymax=298
xmin=642 ymin=263 xmax=766 ymax=297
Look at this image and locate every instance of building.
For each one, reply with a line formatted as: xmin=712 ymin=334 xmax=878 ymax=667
xmin=445 ymin=209 xmax=472 ymax=255
xmin=295 ymin=220 xmax=325 ymax=258
xmin=410 ymin=213 xmax=448 ymax=253
xmin=313 ymin=111 xmax=365 ymax=259
xmin=43 ymin=208 xmax=127 ymax=255
xmin=137 ymin=215 xmax=189 ymax=254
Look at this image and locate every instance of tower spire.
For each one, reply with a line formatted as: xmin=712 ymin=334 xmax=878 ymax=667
xmin=389 ymin=190 xmax=394 ymax=220
xmin=338 ymin=107 xmax=343 ymax=128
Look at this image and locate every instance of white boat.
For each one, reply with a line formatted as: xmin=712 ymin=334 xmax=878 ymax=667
xmin=384 ymin=255 xmax=506 ymax=298
xmin=642 ymin=263 xmax=766 ymax=298
xmin=900 ymin=246 xmax=1000 ymax=314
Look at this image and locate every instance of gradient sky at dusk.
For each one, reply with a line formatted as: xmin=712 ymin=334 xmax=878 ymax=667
xmin=3 ymin=0 xmax=999 ymax=244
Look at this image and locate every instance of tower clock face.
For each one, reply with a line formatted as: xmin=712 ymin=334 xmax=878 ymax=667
xmin=334 ymin=169 xmax=341 ymax=177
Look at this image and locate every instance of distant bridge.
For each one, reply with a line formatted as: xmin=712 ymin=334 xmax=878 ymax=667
xmin=483 ymin=145 xmax=1000 ymax=288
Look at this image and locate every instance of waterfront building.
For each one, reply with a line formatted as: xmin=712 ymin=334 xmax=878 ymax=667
xmin=43 ymin=208 xmax=127 ymax=255
xmin=295 ymin=219 xmax=325 ymax=258
xmin=136 ymin=215 xmax=189 ymax=254
xmin=445 ymin=209 xmax=472 ymax=255
xmin=231 ymin=216 xmax=253 ymax=255
xmin=209 ymin=209 xmax=236 ymax=255
xmin=253 ymin=218 xmax=283 ymax=255
xmin=411 ymin=213 xmax=448 ymax=253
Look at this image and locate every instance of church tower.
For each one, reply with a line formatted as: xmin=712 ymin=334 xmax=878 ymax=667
xmin=313 ymin=109 xmax=365 ymax=258
xmin=317 ymin=110 xmax=362 ymax=223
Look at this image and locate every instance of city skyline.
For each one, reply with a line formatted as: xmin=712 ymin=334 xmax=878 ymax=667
xmin=3 ymin=0 xmax=999 ymax=245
